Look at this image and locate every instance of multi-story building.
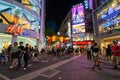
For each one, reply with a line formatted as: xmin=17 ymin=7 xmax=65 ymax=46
xmin=0 ymin=0 xmax=45 ymax=52
xmin=59 ymin=10 xmax=72 ymax=37
xmin=60 ymin=3 xmax=94 ymax=48
xmin=59 ymin=10 xmax=72 ymax=46
xmin=93 ymin=0 xmax=120 ymax=48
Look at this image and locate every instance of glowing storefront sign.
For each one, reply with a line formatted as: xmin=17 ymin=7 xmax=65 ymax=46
xmin=84 ymin=0 xmax=89 ymax=9
xmin=6 ymin=25 xmax=23 ymax=35
xmin=72 ymin=41 xmax=92 ymax=45
xmin=84 ymin=0 xmax=93 ymax=10
xmin=102 ymin=19 xmax=120 ymax=28
xmin=97 ymin=0 xmax=120 ymax=34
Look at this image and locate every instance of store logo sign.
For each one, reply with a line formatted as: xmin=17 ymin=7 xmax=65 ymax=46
xmin=6 ymin=25 xmax=23 ymax=35
xmin=101 ymin=5 xmax=120 ymax=20
xmin=102 ymin=19 xmax=120 ymax=28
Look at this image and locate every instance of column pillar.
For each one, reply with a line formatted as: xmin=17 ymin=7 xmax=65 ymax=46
xmin=11 ymin=35 xmax=17 ymax=45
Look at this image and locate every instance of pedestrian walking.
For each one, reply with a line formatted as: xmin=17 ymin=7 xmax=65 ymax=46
xmin=6 ymin=45 xmax=12 ymax=62
xmin=112 ymin=40 xmax=120 ymax=70
xmin=92 ymin=42 xmax=102 ymax=70
xmin=33 ymin=46 xmax=39 ymax=62
xmin=17 ymin=41 xmax=24 ymax=68
xmin=106 ymin=44 xmax=112 ymax=61
xmin=86 ymin=45 xmax=91 ymax=60
xmin=23 ymin=43 xmax=30 ymax=70
xmin=9 ymin=42 xmax=19 ymax=69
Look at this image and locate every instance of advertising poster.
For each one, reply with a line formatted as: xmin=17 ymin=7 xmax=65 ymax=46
xmin=72 ymin=4 xmax=86 ymax=42
xmin=72 ymin=5 xmax=84 ymax=25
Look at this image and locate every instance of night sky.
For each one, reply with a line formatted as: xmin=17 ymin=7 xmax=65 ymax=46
xmin=46 ymin=0 xmax=84 ymax=26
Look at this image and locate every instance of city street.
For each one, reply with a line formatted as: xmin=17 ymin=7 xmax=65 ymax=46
xmin=0 ymin=55 xmax=120 ymax=80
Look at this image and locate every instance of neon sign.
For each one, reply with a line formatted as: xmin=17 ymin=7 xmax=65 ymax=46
xmin=6 ymin=25 xmax=23 ymax=35
xmin=84 ymin=0 xmax=89 ymax=9
xmin=84 ymin=0 xmax=93 ymax=10
xmin=101 ymin=5 xmax=120 ymax=20
xmin=102 ymin=19 xmax=120 ymax=28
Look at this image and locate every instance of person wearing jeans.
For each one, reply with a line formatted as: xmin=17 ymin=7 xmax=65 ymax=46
xmin=17 ymin=42 xmax=24 ymax=69
xmin=23 ymin=44 xmax=30 ymax=70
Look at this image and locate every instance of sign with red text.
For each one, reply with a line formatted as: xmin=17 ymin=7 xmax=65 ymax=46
xmin=6 ymin=25 xmax=23 ymax=35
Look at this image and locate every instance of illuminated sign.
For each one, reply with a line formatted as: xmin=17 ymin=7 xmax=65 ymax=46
xmin=6 ymin=25 xmax=23 ymax=35
xmin=89 ymin=0 xmax=93 ymax=10
xmin=84 ymin=0 xmax=93 ymax=10
xmin=72 ymin=41 xmax=92 ymax=45
xmin=100 ymin=5 xmax=120 ymax=28
xmin=102 ymin=19 xmax=120 ymax=28
xmin=72 ymin=24 xmax=85 ymax=33
xmin=84 ymin=0 xmax=89 ymax=9
xmin=72 ymin=4 xmax=84 ymax=25
xmin=22 ymin=31 xmax=29 ymax=37
xmin=101 ymin=5 xmax=120 ymax=20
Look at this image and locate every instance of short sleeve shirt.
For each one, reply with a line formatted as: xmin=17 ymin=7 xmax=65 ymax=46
xmin=112 ymin=45 xmax=120 ymax=56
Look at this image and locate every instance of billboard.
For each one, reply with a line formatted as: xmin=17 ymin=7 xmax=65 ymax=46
xmin=72 ymin=24 xmax=85 ymax=34
xmin=97 ymin=1 xmax=120 ymax=35
xmin=72 ymin=4 xmax=84 ymax=25
xmin=72 ymin=4 xmax=85 ymax=42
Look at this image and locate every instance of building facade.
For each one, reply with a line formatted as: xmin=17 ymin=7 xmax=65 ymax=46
xmin=59 ymin=9 xmax=72 ymax=46
xmin=93 ymin=0 xmax=120 ymax=48
xmin=0 ymin=0 xmax=45 ymax=52
xmin=60 ymin=3 xmax=94 ymax=48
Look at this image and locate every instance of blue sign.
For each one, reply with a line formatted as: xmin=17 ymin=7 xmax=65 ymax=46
xmin=22 ymin=32 xmax=29 ymax=37
xmin=102 ymin=19 xmax=120 ymax=29
xmin=101 ymin=5 xmax=120 ymax=20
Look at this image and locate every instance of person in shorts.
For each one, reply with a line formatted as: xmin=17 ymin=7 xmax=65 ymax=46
xmin=9 ymin=42 xmax=19 ymax=69
xmin=92 ymin=42 xmax=102 ymax=70
xmin=112 ymin=40 xmax=120 ymax=70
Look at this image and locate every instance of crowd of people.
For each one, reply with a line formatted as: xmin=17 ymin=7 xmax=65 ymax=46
xmin=86 ymin=40 xmax=120 ymax=71
xmin=0 ymin=42 xmax=39 ymax=70
xmin=1 ymin=40 xmax=120 ymax=71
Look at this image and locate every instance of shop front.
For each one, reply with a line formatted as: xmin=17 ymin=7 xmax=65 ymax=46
xmin=93 ymin=0 xmax=120 ymax=48
xmin=0 ymin=23 xmax=39 ymax=53
xmin=0 ymin=0 xmax=43 ymax=52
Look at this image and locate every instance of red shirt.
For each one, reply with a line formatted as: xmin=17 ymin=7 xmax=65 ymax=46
xmin=112 ymin=45 xmax=120 ymax=56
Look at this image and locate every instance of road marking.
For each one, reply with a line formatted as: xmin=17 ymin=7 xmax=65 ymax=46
xmin=14 ymin=55 xmax=80 ymax=80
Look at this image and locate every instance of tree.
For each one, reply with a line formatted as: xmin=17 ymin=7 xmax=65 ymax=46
xmin=44 ymin=28 xmax=56 ymax=36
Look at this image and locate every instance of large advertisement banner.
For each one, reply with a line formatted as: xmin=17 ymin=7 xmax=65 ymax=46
xmin=72 ymin=5 xmax=84 ymax=25
xmin=97 ymin=1 xmax=120 ymax=35
xmin=72 ymin=4 xmax=85 ymax=42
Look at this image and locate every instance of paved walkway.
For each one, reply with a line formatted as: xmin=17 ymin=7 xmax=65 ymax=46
xmin=0 ymin=55 xmax=120 ymax=80
xmin=0 ymin=55 xmax=71 ymax=80
xmin=33 ymin=55 xmax=120 ymax=80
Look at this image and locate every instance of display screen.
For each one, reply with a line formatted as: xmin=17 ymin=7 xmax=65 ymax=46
xmin=72 ymin=4 xmax=86 ymax=42
xmin=72 ymin=24 xmax=85 ymax=34
xmin=72 ymin=4 xmax=84 ymax=25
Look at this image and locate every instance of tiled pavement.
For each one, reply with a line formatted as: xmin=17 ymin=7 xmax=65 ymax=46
xmin=33 ymin=55 xmax=120 ymax=80
xmin=0 ymin=55 xmax=70 ymax=80
xmin=0 ymin=55 xmax=120 ymax=80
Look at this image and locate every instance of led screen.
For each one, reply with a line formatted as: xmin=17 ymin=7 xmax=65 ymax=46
xmin=72 ymin=4 xmax=84 ymax=25
xmin=72 ymin=24 xmax=85 ymax=34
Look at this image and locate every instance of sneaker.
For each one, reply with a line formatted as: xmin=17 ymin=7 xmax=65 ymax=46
xmin=9 ymin=66 xmax=13 ymax=69
xmin=23 ymin=68 xmax=27 ymax=70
